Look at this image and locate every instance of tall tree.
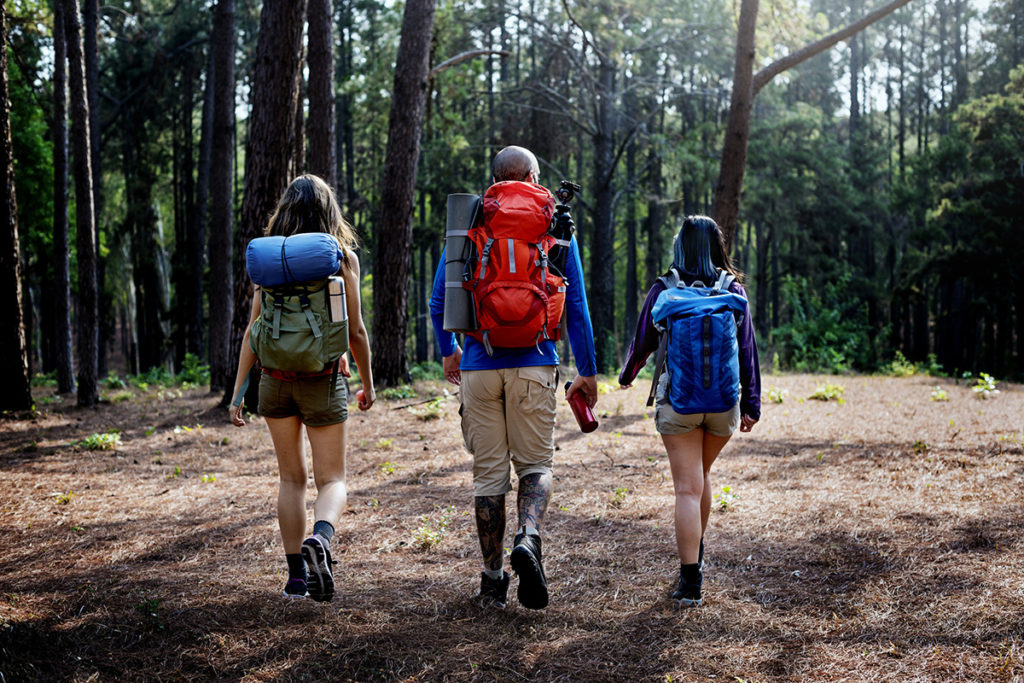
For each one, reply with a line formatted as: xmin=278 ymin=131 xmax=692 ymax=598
xmin=307 ymin=0 xmax=337 ymax=189
xmin=371 ymin=0 xmax=436 ymax=386
xmin=208 ymin=0 xmax=236 ymax=393
xmin=65 ymin=0 xmax=98 ymax=407
xmin=83 ymin=0 xmax=103 ymax=373
xmin=0 ymin=0 xmax=32 ymax=411
xmin=711 ymin=0 xmax=915 ymax=250
xmin=226 ymin=0 xmax=307 ymax=404
xmin=188 ymin=48 xmax=214 ymax=358
xmin=52 ymin=0 xmax=74 ymax=394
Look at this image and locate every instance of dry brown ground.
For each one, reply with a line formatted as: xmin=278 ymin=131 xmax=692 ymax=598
xmin=0 ymin=372 xmax=1022 ymax=682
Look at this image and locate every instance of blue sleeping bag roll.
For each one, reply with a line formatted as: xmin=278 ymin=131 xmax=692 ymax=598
xmin=246 ymin=233 xmax=344 ymax=287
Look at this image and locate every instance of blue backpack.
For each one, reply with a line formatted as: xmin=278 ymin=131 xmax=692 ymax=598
xmin=647 ymin=269 xmax=748 ymax=415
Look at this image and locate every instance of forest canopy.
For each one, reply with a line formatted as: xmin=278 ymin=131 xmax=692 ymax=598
xmin=4 ymin=0 xmax=1023 ymax=404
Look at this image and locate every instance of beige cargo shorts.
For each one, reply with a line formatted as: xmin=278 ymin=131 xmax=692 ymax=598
xmin=460 ymin=365 xmax=558 ymax=496
xmin=653 ymin=371 xmax=740 ymax=437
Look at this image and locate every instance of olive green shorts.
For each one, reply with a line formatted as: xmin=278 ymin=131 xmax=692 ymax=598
xmin=258 ymin=373 xmax=348 ymax=426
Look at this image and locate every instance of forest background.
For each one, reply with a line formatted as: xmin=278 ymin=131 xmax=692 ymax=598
xmin=3 ymin=0 xmax=1023 ymax=408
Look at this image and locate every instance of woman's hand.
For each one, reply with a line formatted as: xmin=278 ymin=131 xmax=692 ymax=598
xmin=229 ymin=403 xmax=246 ymax=427
xmin=740 ymin=414 xmax=757 ymax=432
xmin=357 ymin=388 xmax=375 ymax=411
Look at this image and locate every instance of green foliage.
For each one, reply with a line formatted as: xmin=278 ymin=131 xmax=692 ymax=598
xmin=413 ymin=505 xmax=459 ymax=550
xmin=74 ymin=431 xmax=123 ymax=451
xmin=770 ymin=275 xmax=872 ymax=373
xmin=409 ymin=396 xmax=445 ymax=421
xmin=765 ymin=386 xmax=788 ymax=403
xmin=930 ymin=386 xmax=950 ymax=402
xmin=176 ymin=353 xmax=210 ymax=387
xmin=380 ymin=385 xmax=416 ymax=400
xmin=809 ymin=384 xmax=845 ymax=402
xmin=409 ymin=361 xmax=443 ymax=382
xmin=378 ymin=461 xmax=397 ymax=475
xmin=104 ymin=373 xmax=127 ymax=389
xmin=971 ymin=373 xmax=1000 ymax=399
xmin=31 ymin=372 xmax=57 ymax=388
xmin=713 ymin=485 xmax=738 ymax=511
xmin=883 ymin=351 xmax=918 ymax=377
xmin=610 ymin=487 xmax=629 ymax=508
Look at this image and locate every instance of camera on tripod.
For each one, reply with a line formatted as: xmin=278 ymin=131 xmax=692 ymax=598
xmin=555 ymin=180 xmax=582 ymax=205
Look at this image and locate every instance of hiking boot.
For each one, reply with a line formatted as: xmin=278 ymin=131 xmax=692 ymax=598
xmin=510 ymin=528 xmax=548 ymax=609
xmin=301 ymin=535 xmax=335 ymax=603
xmin=671 ymin=563 xmax=702 ymax=607
xmin=282 ymin=577 xmax=308 ymax=599
xmin=475 ymin=571 xmax=511 ymax=609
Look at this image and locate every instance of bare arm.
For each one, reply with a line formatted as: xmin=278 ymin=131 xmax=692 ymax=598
xmin=228 ymin=289 xmax=261 ymax=426
xmin=343 ymin=251 xmax=375 ymax=410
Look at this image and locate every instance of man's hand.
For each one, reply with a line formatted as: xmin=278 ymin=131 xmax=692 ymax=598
xmin=740 ymin=414 xmax=758 ymax=432
xmin=338 ymin=354 xmax=351 ymax=378
xmin=443 ymin=347 xmax=463 ymax=386
xmin=566 ymin=374 xmax=598 ymax=408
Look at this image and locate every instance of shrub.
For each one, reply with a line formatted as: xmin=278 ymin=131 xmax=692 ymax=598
xmin=884 ymin=351 xmax=918 ymax=377
xmin=409 ymin=361 xmax=443 ymax=382
xmin=971 ymin=372 xmax=999 ymax=399
xmin=75 ymin=431 xmax=123 ymax=451
xmin=380 ymin=385 xmax=416 ymax=400
xmin=809 ymin=383 xmax=845 ymax=402
xmin=177 ymin=353 xmax=210 ymax=386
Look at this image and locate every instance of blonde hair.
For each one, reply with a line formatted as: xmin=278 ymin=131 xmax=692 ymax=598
xmin=265 ymin=174 xmax=358 ymax=265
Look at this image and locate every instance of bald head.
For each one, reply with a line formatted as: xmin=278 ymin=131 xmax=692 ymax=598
xmin=492 ymin=146 xmax=539 ymax=183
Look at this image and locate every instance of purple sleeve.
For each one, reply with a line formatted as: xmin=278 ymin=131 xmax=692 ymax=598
xmin=732 ymin=282 xmax=761 ymax=421
xmin=618 ymin=281 xmax=666 ymax=386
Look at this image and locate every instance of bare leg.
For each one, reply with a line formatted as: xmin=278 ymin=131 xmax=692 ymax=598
xmin=516 ymin=472 xmax=551 ymax=531
xmin=475 ymin=495 xmax=506 ymax=572
xmin=663 ymin=429 xmax=705 ymax=564
xmin=699 ymin=432 xmax=731 ymax=534
xmin=306 ymin=421 xmax=347 ymax=531
xmin=265 ymin=416 xmax=308 ymax=554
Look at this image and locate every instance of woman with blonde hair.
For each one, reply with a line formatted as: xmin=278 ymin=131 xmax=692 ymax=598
xmin=229 ymin=174 xmax=375 ymax=601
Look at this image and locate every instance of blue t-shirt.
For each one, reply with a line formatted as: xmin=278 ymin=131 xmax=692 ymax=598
xmin=430 ymin=237 xmax=597 ymax=375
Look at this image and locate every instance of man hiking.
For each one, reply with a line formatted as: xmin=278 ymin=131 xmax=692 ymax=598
xmin=430 ymin=145 xmax=598 ymax=610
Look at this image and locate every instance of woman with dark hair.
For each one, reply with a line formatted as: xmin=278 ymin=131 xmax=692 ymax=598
xmin=619 ymin=215 xmax=761 ymax=607
xmin=229 ymin=174 xmax=376 ymax=601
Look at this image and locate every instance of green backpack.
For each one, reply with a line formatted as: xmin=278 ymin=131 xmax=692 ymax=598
xmin=249 ymin=278 xmax=348 ymax=374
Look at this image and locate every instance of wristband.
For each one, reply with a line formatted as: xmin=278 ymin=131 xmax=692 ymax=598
xmin=231 ymin=375 xmax=250 ymax=408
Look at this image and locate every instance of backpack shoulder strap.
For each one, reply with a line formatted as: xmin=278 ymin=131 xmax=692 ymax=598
xmin=713 ymin=269 xmax=735 ymax=293
xmin=645 ymin=270 xmax=677 ymax=408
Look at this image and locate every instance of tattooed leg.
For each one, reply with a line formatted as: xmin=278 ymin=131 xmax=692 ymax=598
xmin=517 ymin=472 xmax=552 ymax=531
xmin=474 ymin=495 xmax=506 ymax=571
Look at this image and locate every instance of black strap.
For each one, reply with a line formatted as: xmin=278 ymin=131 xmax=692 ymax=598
xmin=646 ymin=332 xmax=669 ymax=407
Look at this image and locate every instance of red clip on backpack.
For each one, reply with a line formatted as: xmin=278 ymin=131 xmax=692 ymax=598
xmin=463 ymin=181 xmax=566 ymax=355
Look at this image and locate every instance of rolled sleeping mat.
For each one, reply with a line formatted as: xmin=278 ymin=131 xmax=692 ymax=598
xmin=443 ymin=193 xmax=480 ymax=333
xmin=246 ymin=233 xmax=344 ymax=287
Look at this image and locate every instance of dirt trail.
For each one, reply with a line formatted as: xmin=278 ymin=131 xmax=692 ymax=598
xmin=1 ymin=373 xmax=1022 ymax=681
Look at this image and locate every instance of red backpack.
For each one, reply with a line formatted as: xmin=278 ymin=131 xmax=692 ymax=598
xmin=463 ymin=181 xmax=566 ymax=355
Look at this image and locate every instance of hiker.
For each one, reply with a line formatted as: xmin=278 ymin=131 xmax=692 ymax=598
xmin=228 ymin=174 xmax=376 ymax=602
xmin=619 ymin=215 xmax=761 ymax=607
xmin=430 ymin=145 xmax=598 ymax=610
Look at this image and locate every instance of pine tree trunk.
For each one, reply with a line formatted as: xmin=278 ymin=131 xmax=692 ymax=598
xmin=371 ymin=0 xmax=436 ymax=387
xmin=64 ymin=0 xmax=98 ymax=407
xmin=623 ymin=130 xmax=638 ymax=350
xmin=190 ymin=48 xmax=214 ymax=359
xmin=226 ymin=0 xmax=306 ymax=406
xmin=307 ymin=0 xmax=337 ymax=189
xmin=208 ymin=0 xmax=236 ymax=393
xmin=590 ymin=57 xmax=617 ymax=373
xmin=0 ymin=0 xmax=32 ymax=410
xmin=53 ymin=0 xmax=75 ymax=394
xmin=83 ymin=0 xmax=104 ymax=375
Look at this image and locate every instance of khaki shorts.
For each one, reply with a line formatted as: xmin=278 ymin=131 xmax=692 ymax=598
xmin=654 ymin=372 xmax=739 ymax=436
xmin=460 ymin=366 xmax=558 ymax=496
xmin=259 ymin=372 xmax=348 ymax=427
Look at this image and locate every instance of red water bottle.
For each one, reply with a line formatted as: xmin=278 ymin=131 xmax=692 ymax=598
xmin=565 ymin=381 xmax=598 ymax=433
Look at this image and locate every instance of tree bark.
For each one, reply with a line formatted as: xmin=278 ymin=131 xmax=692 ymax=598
xmin=590 ymin=56 xmax=617 ymax=373
xmin=84 ymin=0 xmax=105 ymax=375
xmin=53 ymin=0 xmax=75 ymax=394
xmin=189 ymin=47 xmax=214 ymax=359
xmin=0 ymin=0 xmax=32 ymax=410
xmin=64 ymin=0 xmax=98 ymax=407
xmin=712 ymin=0 xmax=915 ymax=250
xmin=226 ymin=0 xmax=306 ymax=405
xmin=307 ymin=0 xmax=337 ymax=189
xmin=208 ymin=0 xmax=236 ymax=393
xmin=371 ymin=0 xmax=436 ymax=386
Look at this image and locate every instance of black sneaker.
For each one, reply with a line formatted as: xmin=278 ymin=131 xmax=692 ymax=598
xmin=301 ymin=535 xmax=335 ymax=603
xmin=671 ymin=563 xmax=702 ymax=607
xmin=475 ymin=571 xmax=511 ymax=609
xmin=510 ymin=528 xmax=548 ymax=609
xmin=282 ymin=577 xmax=308 ymax=599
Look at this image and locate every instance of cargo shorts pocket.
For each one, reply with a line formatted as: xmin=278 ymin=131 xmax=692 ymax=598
xmin=515 ymin=366 xmax=557 ymax=415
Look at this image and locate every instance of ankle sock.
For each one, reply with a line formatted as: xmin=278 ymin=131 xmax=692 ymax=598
xmin=517 ymin=524 xmax=538 ymax=539
xmin=286 ymin=553 xmax=306 ymax=581
xmin=483 ymin=568 xmax=504 ymax=581
xmin=312 ymin=520 xmax=335 ymax=543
